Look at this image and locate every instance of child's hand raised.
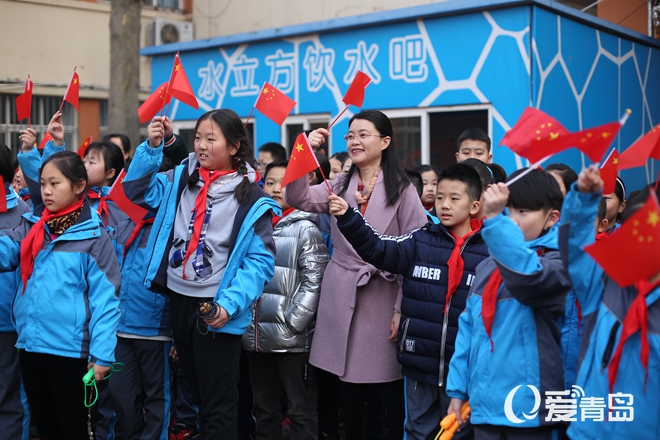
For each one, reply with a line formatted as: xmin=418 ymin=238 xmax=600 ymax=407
xmin=47 ymin=112 xmax=64 ymax=146
xmin=148 ymin=116 xmax=165 ymax=148
xmin=577 ymin=165 xmax=603 ymax=194
xmin=483 ymin=182 xmax=510 ymax=219
xmin=308 ymin=128 xmax=329 ymax=150
xmin=163 ymin=116 xmax=174 ymax=142
xmin=328 ymin=194 xmax=349 ymax=216
xmin=19 ymin=128 xmax=37 ymax=151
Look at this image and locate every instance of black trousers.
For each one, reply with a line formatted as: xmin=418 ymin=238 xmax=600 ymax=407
xmin=170 ymin=293 xmax=242 ymax=439
xmin=342 ymin=379 xmax=405 ymax=440
xmin=20 ymin=351 xmax=89 ymax=440
xmin=109 ymin=337 xmax=173 ymax=440
xmin=0 ymin=332 xmax=29 ymax=440
xmin=248 ymin=351 xmax=317 ymax=440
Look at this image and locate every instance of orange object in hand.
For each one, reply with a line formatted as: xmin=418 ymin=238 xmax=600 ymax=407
xmin=438 ymin=402 xmax=471 ymax=440
xmin=440 ymin=401 xmax=470 ymax=430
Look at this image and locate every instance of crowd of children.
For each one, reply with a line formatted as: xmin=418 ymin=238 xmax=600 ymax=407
xmin=0 ymin=107 xmax=658 ymax=440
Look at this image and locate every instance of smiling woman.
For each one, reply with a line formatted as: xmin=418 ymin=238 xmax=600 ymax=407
xmin=285 ymin=110 xmax=427 ymax=439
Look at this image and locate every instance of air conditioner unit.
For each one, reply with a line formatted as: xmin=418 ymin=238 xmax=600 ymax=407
xmin=147 ymin=18 xmax=194 ymax=46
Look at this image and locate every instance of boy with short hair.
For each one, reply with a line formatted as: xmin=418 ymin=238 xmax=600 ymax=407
xmin=560 ymin=166 xmax=660 ymax=439
xmin=328 ymin=163 xmax=489 ymax=440
xmin=446 ymin=168 xmax=571 ymax=440
xmin=456 ymin=128 xmax=492 ymax=163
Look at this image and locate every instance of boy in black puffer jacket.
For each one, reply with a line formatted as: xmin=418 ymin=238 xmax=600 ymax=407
xmin=329 ymin=163 xmax=488 ymax=440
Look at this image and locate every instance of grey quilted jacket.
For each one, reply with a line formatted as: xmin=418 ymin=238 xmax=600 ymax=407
xmin=242 ymin=209 xmax=329 ymax=353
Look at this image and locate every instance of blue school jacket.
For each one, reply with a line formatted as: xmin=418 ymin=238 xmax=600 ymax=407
xmin=0 ymin=186 xmax=31 ymax=332
xmin=446 ymin=213 xmax=571 ymax=428
xmin=18 ymin=141 xmax=127 ymax=231
xmin=110 ymin=218 xmax=171 ymax=338
xmin=123 ymin=141 xmax=279 ymax=335
xmin=0 ymin=203 xmax=121 ymax=366
xmin=336 ymin=207 xmax=489 ymax=386
xmin=560 ymin=187 xmax=660 ymax=440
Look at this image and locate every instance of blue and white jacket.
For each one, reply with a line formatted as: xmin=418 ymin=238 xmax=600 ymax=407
xmin=0 ymin=184 xmax=31 ymax=332
xmin=18 ymin=141 xmax=127 ymax=231
xmin=110 ymin=217 xmax=171 ymax=338
xmin=446 ymin=213 xmax=571 ymax=428
xmin=123 ymin=141 xmax=278 ymax=335
xmin=560 ymin=187 xmax=660 ymax=440
xmin=0 ymin=203 xmax=121 ymax=366
xmin=337 ymin=207 xmax=489 ymax=386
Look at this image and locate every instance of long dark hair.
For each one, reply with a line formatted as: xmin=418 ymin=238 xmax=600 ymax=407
xmin=85 ymin=141 xmax=125 ymax=186
xmin=188 ymin=109 xmax=254 ymax=204
xmin=338 ymin=110 xmax=410 ymax=206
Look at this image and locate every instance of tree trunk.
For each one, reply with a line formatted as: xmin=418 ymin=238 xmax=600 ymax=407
xmin=109 ymin=0 xmax=142 ymax=152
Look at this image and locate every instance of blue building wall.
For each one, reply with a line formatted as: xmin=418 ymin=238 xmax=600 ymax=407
xmin=145 ymin=1 xmax=660 ymax=190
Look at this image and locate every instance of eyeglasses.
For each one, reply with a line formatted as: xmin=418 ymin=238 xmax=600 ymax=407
xmin=343 ymin=133 xmax=387 ymax=142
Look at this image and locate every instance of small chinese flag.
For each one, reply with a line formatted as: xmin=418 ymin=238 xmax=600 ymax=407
xmin=63 ymin=69 xmax=80 ymax=111
xmin=600 ymin=149 xmax=619 ymax=194
xmin=108 ymin=169 xmax=149 ymax=225
xmin=281 ymin=133 xmax=321 ymax=188
xmin=16 ymin=76 xmax=33 ymax=121
xmin=254 ymin=82 xmax=296 ymax=126
xmin=138 ymin=82 xmax=172 ymax=124
xmin=342 ymin=71 xmax=371 ymax=108
xmin=585 ymin=191 xmax=660 ymax=287
xmin=77 ymin=136 xmax=93 ymax=158
xmin=0 ymin=176 xmax=7 ymax=213
xmin=38 ymin=132 xmax=54 ymax=149
xmin=559 ymin=121 xmax=622 ymax=163
xmin=618 ymin=124 xmax=660 ymax=170
xmin=168 ymin=53 xmax=198 ymax=110
xmin=499 ymin=107 xmax=571 ymax=163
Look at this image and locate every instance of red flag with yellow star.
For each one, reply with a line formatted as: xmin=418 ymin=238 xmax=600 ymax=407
xmin=618 ymin=124 xmax=660 ymax=170
xmin=254 ymin=82 xmax=296 ymax=125
xmin=77 ymin=136 xmax=93 ymax=158
xmin=168 ymin=54 xmax=198 ymax=110
xmin=499 ymin=107 xmax=571 ymax=163
xmin=281 ymin=133 xmax=320 ymax=188
xmin=63 ymin=69 xmax=79 ymax=111
xmin=600 ymin=149 xmax=619 ymax=194
xmin=138 ymin=82 xmax=172 ymax=124
xmin=585 ymin=191 xmax=660 ymax=287
xmin=38 ymin=132 xmax=53 ymax=149
xmin=558 ymin=121 xmax=622 ymax=163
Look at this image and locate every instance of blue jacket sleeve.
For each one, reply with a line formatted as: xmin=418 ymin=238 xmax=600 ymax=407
xmin=86 ymin=235 xmax=121 ymax=366
xmin=0 ymin=217 xmax=34 ymax=271
xmin=215 ymin=212 xmax=275 ymax=318
xmin=446 ymin=295 xmax=474 ymax=401
xmin=558 ymin=186 xmax=603 ymax=315
xmin=482 ymin=214 xmax=571 ymax=311
xmin=123 ymin=141 xmax=170 ymax=211
xmin=336 ymin=207 xmax=419 ymax=275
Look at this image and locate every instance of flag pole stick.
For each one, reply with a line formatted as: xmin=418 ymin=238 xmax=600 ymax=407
xmin=27 ymin=75 xmax=31 ymax=129
xmin=506 ymin=155 xmax=551 ymax=187
xmin=160 ymin=53 xmax=179 ymax=117
xmin=59 ymin=66 xmax=76 ymax=113
xmin=244 ymin=106 xmax=256 ymax=128
xmin=245 ymin=82 xmax=266 ymax=127
xmin=327 ymin=105 xmax=350 ymax=130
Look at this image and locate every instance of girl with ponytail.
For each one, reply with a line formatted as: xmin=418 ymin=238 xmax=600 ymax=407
xmin=122 ymin=109 xmax=278 ymax=439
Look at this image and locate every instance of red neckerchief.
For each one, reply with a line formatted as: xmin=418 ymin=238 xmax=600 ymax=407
xmin=271 ymin=206 xmax=295 ymax=228
xmin=182 ymin=167 xmax=236 ymax=278
xmin=123 ymin=217 xmax=155 ymax=258
xmin=424 ymin=202 xmax=435 ymax=213
xmin=19 ymin=198 xmax=85 ymax=294
xmin=608 ymin=278 xmax=660 ymax=393
xmin=86 ymin=189 xmax=109 ymax=226
xmin=445 ymin=218 xmax=481 ymax=316
xmin=355 ymin=169 xmax=380 ymax=215
xmin=0 ymin=177 xmax=7 ymax=213
xmin=595 ymin=231 xmax=609 ymax=241
xmin=482 ymin=248 xmax=547 ymax=351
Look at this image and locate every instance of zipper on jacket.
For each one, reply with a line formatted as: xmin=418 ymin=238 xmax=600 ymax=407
xmin=254 ymin=298 xmax=261 ymax=352
xmin=601 ymin=321 xmax=621 ymax=372
xmin=398 ymin=317 xmax=411 ymax=355
xmin=437 ymin=232 xmax=476 ymax=386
